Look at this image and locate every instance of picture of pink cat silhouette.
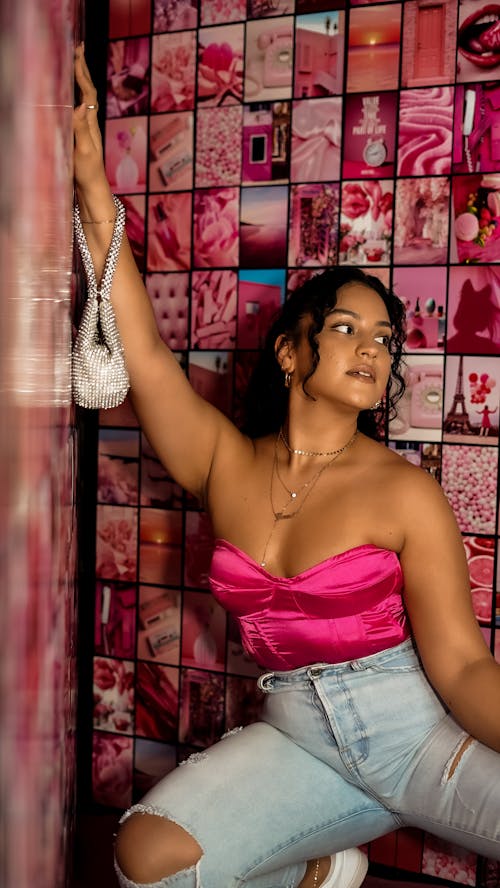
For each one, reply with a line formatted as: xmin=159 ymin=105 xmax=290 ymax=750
xmin=446 ymin=277 xmax=500 ymax=354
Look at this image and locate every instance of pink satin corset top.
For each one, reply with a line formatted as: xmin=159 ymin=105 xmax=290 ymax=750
xmin=209 ymin=540 xmax=409 ymax=670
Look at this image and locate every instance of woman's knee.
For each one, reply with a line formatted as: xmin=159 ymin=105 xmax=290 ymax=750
xmin=115 ymin=812 xmax=203 ymax=884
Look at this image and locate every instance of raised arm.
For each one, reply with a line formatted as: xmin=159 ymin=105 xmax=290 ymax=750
xmin=398 ymin=467 xmax=500 ymax=752
xmin=73 ymin=45 xmax=249 ymax=500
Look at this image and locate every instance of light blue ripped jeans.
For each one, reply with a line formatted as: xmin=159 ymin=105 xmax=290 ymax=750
xmin=115 ymin=639 xmax=500 ymax=888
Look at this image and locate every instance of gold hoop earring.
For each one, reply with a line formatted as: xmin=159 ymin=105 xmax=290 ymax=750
xmin=371 ymin=400 xmax=382 ymax=410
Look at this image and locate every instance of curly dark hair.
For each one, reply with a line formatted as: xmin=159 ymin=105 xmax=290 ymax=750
xmin=242 ymin=267 xmax=406 ymax=440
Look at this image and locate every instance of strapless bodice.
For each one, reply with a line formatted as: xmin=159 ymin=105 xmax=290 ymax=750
xmin=209 ymin=540 xmax=409 ymax=670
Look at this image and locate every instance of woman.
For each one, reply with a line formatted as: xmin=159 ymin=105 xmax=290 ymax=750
xmin=74 ymin=46 xmax=500 ymax=888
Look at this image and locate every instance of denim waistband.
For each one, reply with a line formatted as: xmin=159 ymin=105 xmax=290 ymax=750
xmin=257 ymin=638 xmax=418 ymax=690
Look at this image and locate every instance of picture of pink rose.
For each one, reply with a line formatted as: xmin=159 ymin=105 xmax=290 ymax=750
xmin=193 ymin=188 xmax=239 ymax=267
xmin=341 ymin=183 xmax=371 ymax=219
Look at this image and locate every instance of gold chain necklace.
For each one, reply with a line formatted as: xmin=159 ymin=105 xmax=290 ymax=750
xmin=279 ymin=427 xmax=356 ymax=458
xmin=260 ymin=429 xmax=358 ymax=567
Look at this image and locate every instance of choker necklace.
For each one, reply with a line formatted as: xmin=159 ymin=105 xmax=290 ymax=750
xmin=260 ymin=429 xmax=358 ymax=567
xmin=279 ymin=427 xmax=357 ymax=458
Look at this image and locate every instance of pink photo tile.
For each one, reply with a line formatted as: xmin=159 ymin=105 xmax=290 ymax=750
xmin=248 ymin=0 xmax=295 ymax=16
xmin=109 ymin=0 xmax=151 ymax=38
xmin=191 ymin=270 xmax=237 ymax=350
xmin=457 ymin=0 xmax=500 ymax=84
xmin=393 ymin=177 xmax=450 ymax=265
xmin=197 ymin=24 xmax=244 ymax=106
xmin=201 ymin=0 xmax=246 ymax=25
xmin=92 ymin=732 xmax=133 ymax=809
xmin=244 ymin=17 xmax=294 ymax=102
xmin=151 ymin=31 xmax=196 ymax=113
xmin=453 ymin=83 xmax=500 ymax=174
xmin=107 ymin=37 xmax=150 ymax=119
xmin=154 ymin=0 xmax=198 ymax=31
xmin=179 ymin=668 xmax=225 ymax=746
xmin=93 ymin=656 xmax=135 ymax=735
xmin=401 ymin=0 xmax=457 ymax=88
xmin=242 ymin=101 xmax=290 ymax=184
xmin=98 ymin=429 xmax=140 ymax=506
xmin=346 ymin=5 xmax=401 ymax=93
xmin=193 ymin=187 xmax=240 ymax=267
xmin=443 ymin=355 xmax=499 ymax=446
xmin=392 ymin=267 xmax=447 ymax=352
xmin=339 ymin=179 xmax=393 ymax=266
xmin=188 ymin=351 xmax=234 ymax=416
xmin=135 ymin=662 xmax=179 ymax=741
xmin=446 ymin=266 xmax=500 ymax=355
xmin=149 ymin=112 xmax=194 ymax=193
xmin=462 ymin=534 xmax=495 ymax=625
xmin=139 ymin=508 xmax=183 ymax=586
xmin=147 ymin=193 xmax=192 ymax=272
xmin=146 ymin=272 xmax=189 ymax=351
xmin=137 ymin=586 xmax=181 ymax=665
xmin=397 ymin=87 xmax=454 ymax=177
xmin=288 ymin=183 xmax=339 ymax=266
xmin=294 ymin=11 xmax=345 ymax=98
xmin=105 ymin=116 xmax=148 ymax=193
xmin=343 ymin=92 xmax=397 ymax=180
xmin=451 ymin=174 xmax=500 ymax=264
xmin=95 ymin=582 xmax=137 ymax=659
xmin=291 ymin=97 xmax=341 ymax=182
xmin=96 ymin=505 xmax=138 ymax=582
xmin=196 ymin=105 xmax=243 ymax=187
xmin=441 ymin=444 xmax=498 ymax=535
xmin=388 ymin=355 xmax=444 ymax=443
xmin=239 ymin=185 xmax=289 ymax=267
xmin=237 ymin=270 xmax=285 ymax=348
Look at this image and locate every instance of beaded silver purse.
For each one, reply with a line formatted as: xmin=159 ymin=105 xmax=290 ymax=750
xmin=72 ymin=195 xmax=130 ymax=409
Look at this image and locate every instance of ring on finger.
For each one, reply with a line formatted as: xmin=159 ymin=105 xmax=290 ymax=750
xmin=86 ymin=103 xmax=97 ymax=110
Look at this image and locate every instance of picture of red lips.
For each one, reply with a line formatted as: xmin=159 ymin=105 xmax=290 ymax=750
xmin=458 ymin=4 xmax=500 ymax=68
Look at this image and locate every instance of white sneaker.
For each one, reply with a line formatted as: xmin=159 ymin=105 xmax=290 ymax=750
xmin=319 ymin=848 xmax=369 ymax=888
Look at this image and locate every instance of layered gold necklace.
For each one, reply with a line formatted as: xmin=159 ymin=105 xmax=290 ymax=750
xmin=259 ymin=428 xmax=358 ymax=568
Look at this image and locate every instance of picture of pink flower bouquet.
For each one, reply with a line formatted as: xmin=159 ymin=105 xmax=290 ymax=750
xmin=339 ymin=179 xmax=393 ymax=265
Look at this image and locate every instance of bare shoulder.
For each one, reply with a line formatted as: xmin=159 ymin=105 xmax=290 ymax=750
xmin=357 ymin=435 xmax=455 ymax=528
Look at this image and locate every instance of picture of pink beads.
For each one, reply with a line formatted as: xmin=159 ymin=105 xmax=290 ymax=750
xmin=195 ymin=105 xmax=243 ymax=186
xmin=441 ymin=445 xmax=498 ymax=534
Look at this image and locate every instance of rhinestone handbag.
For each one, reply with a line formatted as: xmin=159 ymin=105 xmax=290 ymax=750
xmin=72 ymin=195 xmax=130 ymax=409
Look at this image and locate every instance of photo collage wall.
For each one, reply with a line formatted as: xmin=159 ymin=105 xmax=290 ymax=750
xmin=90 ymin=0 xmax=500 ymax=882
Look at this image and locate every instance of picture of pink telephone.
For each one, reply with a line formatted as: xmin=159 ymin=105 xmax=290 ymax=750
xmin=409 ymin=364 xmax=443 ymax=428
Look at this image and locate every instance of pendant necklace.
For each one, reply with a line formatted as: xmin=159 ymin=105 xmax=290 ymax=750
xmin=259 ymin=429 xmax=358 ymax=568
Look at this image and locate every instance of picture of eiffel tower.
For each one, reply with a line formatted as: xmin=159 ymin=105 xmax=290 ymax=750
xmin=443 ymin=355 xmax=474 ymax=435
